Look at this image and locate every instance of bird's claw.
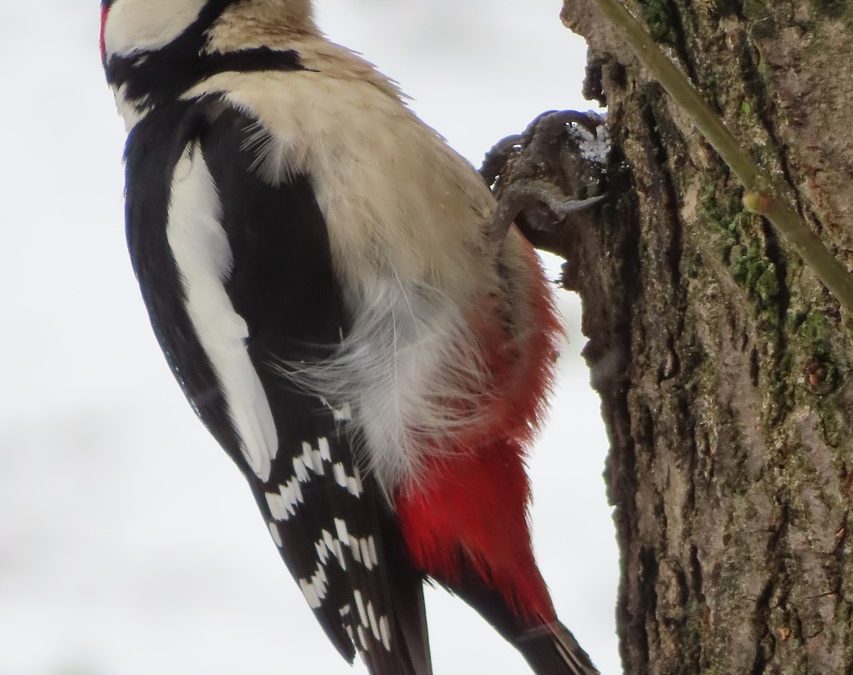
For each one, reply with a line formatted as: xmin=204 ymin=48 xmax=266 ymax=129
xmin=482 ymin=110 xmax=609 ymax=248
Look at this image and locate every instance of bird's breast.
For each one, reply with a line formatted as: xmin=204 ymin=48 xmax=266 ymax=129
xmin=183 ymin=67 xmax=498 ymax=302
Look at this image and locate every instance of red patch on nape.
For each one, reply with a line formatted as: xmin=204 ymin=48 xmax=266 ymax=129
xmin=99 ymin=4 xmax=110 ymax=65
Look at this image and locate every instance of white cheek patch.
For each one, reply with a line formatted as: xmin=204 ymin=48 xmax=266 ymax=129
xmin=166 ymin=143 xmax=279 ymax=481
xmin=104 ymin=0 xmax=207 ymax=57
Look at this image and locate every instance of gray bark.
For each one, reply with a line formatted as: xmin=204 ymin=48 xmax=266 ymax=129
xmin=494 ymin=2 xmax=853 ymax=672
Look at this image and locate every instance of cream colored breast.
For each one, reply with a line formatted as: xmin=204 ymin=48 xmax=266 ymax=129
xmin=183 ymin=49 xmax=499 ymax=305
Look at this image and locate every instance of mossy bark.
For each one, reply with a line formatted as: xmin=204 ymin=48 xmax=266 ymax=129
xmin=548 ymin=2 xmax=852 ymax=672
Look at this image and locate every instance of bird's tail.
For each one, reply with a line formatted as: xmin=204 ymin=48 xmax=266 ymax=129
xmin=513 ymin=620 xmax=600 ymax=675
xmin=424 ymin=554 xmax=599 ymax=675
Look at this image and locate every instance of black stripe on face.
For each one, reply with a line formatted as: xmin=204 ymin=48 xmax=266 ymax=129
xmin=103 ymin=1 xmax=305 ymax=106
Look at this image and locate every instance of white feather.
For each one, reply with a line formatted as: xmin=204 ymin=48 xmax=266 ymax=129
xmin=167 ymin=143 xmax=278 ymax=481
xmin=279 ymin=276 xmax=492 ymax=493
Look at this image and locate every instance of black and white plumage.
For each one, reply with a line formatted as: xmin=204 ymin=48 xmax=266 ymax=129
xmin=102 ymin=1 xmax=598 ymax=673
xmin=121 ymin=90 xmax=430 ymax=673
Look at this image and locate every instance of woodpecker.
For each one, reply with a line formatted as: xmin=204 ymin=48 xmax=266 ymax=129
xmin=101 ymin=1 xmax=599 ymax=673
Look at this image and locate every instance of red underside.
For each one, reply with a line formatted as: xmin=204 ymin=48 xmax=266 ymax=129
xmin=396 ymin=245 xmax=562 ymax=625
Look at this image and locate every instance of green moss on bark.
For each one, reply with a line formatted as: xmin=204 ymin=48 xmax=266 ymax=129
xmin=639 ymin=0 xmax=678 ymax=44
xmin=813 ymin=0 xmax=848 ymax=20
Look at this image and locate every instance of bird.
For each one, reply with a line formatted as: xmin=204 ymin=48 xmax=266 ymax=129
xmin=100 ymin=1 xmax=599 ymax=673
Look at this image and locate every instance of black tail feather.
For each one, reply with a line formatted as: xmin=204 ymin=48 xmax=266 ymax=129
xmin=379 ymin=518 xmax=433 ymax=675
xmin=435 ymin=558 xmax=599 ymax=675
xmin=355 ymin=509 xmax=433 ymax=675
xmin=514 ymin=621 xmax=599 ymax=675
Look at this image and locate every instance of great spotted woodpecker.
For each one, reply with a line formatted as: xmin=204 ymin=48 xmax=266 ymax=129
xmin=101 ymin=1 xmax=599 ymax=673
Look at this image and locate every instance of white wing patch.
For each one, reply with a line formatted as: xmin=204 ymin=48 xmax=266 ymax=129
xmin=166 ymin=143 xmax=278 ymax=480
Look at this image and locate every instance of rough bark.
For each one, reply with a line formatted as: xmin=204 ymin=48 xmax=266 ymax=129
xmin=496 ymin=2 xmax=853 ymax=673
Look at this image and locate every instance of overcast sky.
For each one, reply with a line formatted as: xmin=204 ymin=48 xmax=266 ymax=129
xmin=0 ymin=1 xmax=620 ymax=674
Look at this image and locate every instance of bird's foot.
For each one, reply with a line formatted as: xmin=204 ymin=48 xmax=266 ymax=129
xmin=481 ymin=110 xmax=609 ymax=250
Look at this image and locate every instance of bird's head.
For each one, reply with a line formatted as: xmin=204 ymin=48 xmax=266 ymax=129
xmin=100 ymin=0 xmax=314 ymax=125
xmin=101 ymin=0 xmax=314 ymax=62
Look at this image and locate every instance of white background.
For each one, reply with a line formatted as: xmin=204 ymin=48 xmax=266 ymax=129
xmin=0 ymin=1 xmax=620 ymax=673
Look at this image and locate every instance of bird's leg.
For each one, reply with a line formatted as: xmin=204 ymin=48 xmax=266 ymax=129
xmin=489 ymin=182 xmax=606 ymax=244
xmin=482 ymin=110 xmax=608 ymax=247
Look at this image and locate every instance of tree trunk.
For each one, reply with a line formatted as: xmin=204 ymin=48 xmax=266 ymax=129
xmin=500 ymin=2 xmax=853 ymax=673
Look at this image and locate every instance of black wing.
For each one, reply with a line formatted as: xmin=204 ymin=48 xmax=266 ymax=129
xmin=123 ymin=99 xmax=431 ymax=674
